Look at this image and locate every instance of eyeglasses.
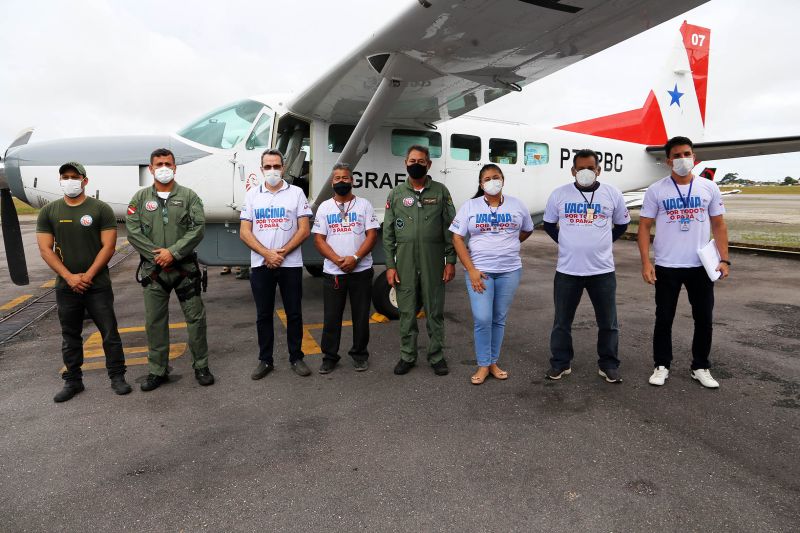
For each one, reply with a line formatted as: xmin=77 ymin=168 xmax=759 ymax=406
xmin=262 ymin=164 xmax=283 ymax=170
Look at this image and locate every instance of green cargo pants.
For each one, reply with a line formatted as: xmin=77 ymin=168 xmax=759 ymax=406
xmin=395 ymin=241 xmax=446 ymax=364
xmin=143 ymin=267 xmax=208 ymax=376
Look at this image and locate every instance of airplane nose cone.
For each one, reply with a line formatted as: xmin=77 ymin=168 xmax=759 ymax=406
xmin=1 ymin=147 xmax=28 ymax=204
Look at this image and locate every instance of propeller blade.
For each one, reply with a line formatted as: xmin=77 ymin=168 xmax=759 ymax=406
xmin=0 ymin=187 xmax=30 ymax=286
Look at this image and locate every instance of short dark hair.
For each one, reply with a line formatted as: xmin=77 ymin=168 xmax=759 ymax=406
xmin=150 ymin=148 xmax=175 ymax=165
xmin=405 ymin=144 xmax=430 ymax=161
xmin=261 ymin=148 xmax=285 ymax=166
xmin=664 ymin=136 xmax=694 ymax=158
xmin=572 ymin=149 xmax=599 ymax=167
xmin=472 ymin=164 xmax=504 ymax=198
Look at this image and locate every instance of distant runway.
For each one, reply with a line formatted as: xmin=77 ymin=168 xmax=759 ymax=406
xmin=0 ymin=215 xmax=798 ymax=531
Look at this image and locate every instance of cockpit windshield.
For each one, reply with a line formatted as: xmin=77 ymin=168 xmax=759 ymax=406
xmin=177 ymin=99 xmax=268 ymax=149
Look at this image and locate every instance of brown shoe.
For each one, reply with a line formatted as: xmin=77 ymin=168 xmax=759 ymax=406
xmin=471 ymin=366 xmax=489 ymax=385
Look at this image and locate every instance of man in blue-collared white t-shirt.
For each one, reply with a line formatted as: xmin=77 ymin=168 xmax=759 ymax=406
xmin=239 ymin=149 xmax=314 ymax=379
xmin=638 ymin=136 xmax=730 ymax=389
xmin=543 ymin=149 xmax=630 ymax=384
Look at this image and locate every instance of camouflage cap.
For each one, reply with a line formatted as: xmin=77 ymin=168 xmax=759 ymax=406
xmin=58 ymin=162 xmax=87 ymax=177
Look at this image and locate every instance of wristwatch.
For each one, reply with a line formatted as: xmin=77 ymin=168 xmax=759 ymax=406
xmin=353 ymin=254 xmax=360 ymax=262
xmin=720 ymin=259 xmax=731 ymax=265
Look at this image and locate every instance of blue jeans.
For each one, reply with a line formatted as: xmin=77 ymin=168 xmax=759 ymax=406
xmin=465 ymin=268 xmax=521 ymax=367
xmin=549 ymin=271 xmax=619 ymax=371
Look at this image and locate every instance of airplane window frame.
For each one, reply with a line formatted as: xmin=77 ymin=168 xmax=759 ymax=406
xmin=245 ymin=112 xmax=275 ymax=151
xmin=391 ymin=129 xmax=442 ymax=159
xmin=523 ymin=142 xmax=550 ymax=166
xmin=489 ymin=138 xmax=518 ymax=165
xmin=177 ymin=99 xmax=265 ymax=150
xmin=450 ymin=133 xmax=481 ymax=161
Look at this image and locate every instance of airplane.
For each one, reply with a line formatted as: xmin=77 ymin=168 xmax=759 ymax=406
xmin=2 ymin=0 xmax=800 ymax=320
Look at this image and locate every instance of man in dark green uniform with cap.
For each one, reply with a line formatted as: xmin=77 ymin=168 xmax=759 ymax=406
xmin=126 ymin=148 xmax=214 ymax=391
xmin=383 ymin=145 xmax=457 ymax=376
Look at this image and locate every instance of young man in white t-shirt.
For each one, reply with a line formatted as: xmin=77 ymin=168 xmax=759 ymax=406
xmin=542 ymin=149 xmax=630 ymax=383
xmin=312 ymin=163 xmax=380 ymax=374
xmin=239 ymin=149 xmax=314 ymax=378
xmin=638 ymin=136 xmax=730 ymax=389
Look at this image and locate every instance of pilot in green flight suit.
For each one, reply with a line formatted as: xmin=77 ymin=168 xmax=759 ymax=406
xmin=125 ymin=148 xmax=214 ymax=391
xmin=383 ymin=145 xmax=457 ymax=376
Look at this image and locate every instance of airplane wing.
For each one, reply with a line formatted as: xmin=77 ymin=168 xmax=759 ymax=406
xmin=624 ymin=183 xmax=740 ymax=209
xmin=288 ymin=0 xmax=708 ymax=127
xmin=646 ymin=135 xmax=800 ymax=160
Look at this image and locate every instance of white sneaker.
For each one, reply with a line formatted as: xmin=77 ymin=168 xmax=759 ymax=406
xmin=649 ymin=366 xmax=669 ymax=386
xmin=691 ymin=368 xmax=720 ymax=389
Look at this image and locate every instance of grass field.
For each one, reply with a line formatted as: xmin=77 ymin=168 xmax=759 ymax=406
xmin=12 ymin=198 xmax=38 ymax=215
xmin=720 ymin=185 xmax=800 ymax=195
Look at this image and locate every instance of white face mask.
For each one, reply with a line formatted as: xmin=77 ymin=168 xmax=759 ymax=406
xmin=263 ymin=169 xmax=283 ymax=187
xmin=154 ymin=167 xmax=175 ymax=184
xmin=671 ymin=157 xmax=695 ymax=177
xmin=575 ymin=169 xmax=598 ymax=188
xmin=482 ymin=179 xmax=503 ymax=196
xmin=60 ymin=178 xmax=84 ymax=198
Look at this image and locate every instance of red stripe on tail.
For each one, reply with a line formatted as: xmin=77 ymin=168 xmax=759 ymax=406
xmin=680 ymin=21 xmax=710 ymax=125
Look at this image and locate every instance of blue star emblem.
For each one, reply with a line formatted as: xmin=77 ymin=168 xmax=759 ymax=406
xmin=667 ymin=83 xmax=684 ymax=107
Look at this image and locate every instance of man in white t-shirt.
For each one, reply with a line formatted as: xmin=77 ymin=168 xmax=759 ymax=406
xmin=239 ymin=149 xmax=314 ymax=379
xmin=312 ymin=163 xmax=380 ymax=374
xmin=542 ymin=149 xmax=630 ymax=383
xmin=638 ymin=136 xmax=730 ymax=389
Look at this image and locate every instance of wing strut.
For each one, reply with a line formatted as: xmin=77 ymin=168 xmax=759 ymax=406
xmin=312 ymin=77 xmax=405 ymax=210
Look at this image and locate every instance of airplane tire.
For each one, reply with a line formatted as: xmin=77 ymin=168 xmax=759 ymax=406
xmin=371 ymin=270 xmax=422 ymax=320
xmin=305 ymin=265 xmax=323 ymax=277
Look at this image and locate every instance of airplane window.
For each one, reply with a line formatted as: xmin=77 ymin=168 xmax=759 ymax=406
xmin=450 ymin=134 xmax=481 ymax=161
xmin=391 ymin=129 xmax=442 ymax=158
xmin=177 ymin=99 xmax=266 ymax=149
xmin=524 ymin=142 xmax=549 ymax=166
xmin=328 ymin=124 xmax=356 ymax=153
xmin=245 ymin=113 xmax=274 ymax=150
xmin=489 ymin=138 xmax=517 ymax=164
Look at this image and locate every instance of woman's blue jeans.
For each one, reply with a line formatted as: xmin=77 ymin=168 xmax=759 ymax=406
xmin=465 ymin=268 xmax=522 ymax=367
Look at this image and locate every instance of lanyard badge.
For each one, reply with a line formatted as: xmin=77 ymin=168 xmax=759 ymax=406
xmin=670 ymin=178 xmax=694 ymax=232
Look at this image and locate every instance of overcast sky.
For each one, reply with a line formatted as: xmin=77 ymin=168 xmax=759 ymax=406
xmin=1 ymin=0 xmax=797 ymax=181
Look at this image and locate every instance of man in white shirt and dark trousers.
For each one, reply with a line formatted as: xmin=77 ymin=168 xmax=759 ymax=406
xmin=240 ymin=149 xmax=314 ymax=378
xmin=543 ymin=149 xmax=630 ymax=383
xmin=312 ymin=163 xmax=380 ymax=374
xmin=638 ymin=136 xmax=730 ymax=389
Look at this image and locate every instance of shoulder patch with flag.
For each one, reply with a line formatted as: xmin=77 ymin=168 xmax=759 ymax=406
xmin=127 ymin=204 xmax=137 ymax=215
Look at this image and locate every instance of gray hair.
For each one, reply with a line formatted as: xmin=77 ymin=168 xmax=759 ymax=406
xmin=261 ymin=148 xmax=284 ymax=166
xmin=331 ymin=162 xmax=353 ymax=176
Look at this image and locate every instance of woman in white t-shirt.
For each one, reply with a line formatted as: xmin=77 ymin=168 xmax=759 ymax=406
xmin=449 ymin=164 xmax=534 ymax=385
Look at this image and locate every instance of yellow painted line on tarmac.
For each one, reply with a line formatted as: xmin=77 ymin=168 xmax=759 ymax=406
xmin=40 ymin=279 xmax=56 ymax=288
xmin=0 ymin=294 xmax=33 ymax=311
xmin=274 ymin=309 xmax=389 ymax=355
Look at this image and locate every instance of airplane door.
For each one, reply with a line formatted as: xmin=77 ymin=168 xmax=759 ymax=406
xmin=233 ymin=111 xmax=275 ymax=210
xmin=443 ymin=130 xmax=483 ymax=208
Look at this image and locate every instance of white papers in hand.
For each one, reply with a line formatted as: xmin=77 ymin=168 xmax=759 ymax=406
xmin=698 ymin=239 xmax=722 ymax=282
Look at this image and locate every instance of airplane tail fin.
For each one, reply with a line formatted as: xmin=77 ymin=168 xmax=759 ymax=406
xmin=555 ymin=21 xmax=710 ymax=145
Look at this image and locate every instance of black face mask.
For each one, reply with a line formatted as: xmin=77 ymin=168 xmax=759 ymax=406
xmin=333 ymin=181 xmax=352 ymax=196
xmin=406 ymin=163 xmax=428 ymax=180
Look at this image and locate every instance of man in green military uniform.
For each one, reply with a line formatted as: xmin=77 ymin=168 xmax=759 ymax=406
xmin=383 ymin=145 xmax=457 ymax=376
xmin=126 ymin=148 xmax=214 ymax=391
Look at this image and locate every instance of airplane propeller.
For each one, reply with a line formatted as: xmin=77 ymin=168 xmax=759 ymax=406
xmin=1 ymin=128 xmax=34 ymax=286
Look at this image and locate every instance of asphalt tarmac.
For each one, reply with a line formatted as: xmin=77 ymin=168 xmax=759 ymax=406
xmin=0 ymin=228 xmax=798 ymax=532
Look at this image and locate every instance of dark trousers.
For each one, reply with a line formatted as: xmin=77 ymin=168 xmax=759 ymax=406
xmin=321 ymin=268 xmax=373 ymax=363
xmin=55 ymin=287 xmax=125 ymax=382
xmin=250 ymin=266 xmax=304 ymax=365
xmin=549 ymin=271 xmax=619 ymax=371
xmin=653 ymin=265 xmax=714 ymax=370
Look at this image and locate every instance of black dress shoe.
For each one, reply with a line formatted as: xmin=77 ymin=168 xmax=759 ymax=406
xmin=140 ymin=373 xmax=169 ymax=392
xmin=319 ymin=360 xmax=337 ymax=374
xmin=353 ymin=359 xmax=369 ymax=372
xmin=251 ymin=361 xmax=274 ymax=380
xmin=431 ymin=359 xmax=449 ymax=376
xmin=110 ymin=376 xmax=132 ymax=395
xmin=53 ymin=381 xmax=85 ymax=403
xmin=394 ymin=359 xmax=415 ymax=375
xmin=195 ymin=367 xmax=215 ymax=386
xmin=291 ymin=359 xmax=312 ymax=377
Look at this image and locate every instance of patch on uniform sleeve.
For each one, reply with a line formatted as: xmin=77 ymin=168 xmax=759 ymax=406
xmin=385 ymin=199 xmax=391 ymax=209
xmin=395 ymin=218 xmax=405 ymax=229
xmin=447 ymin=196 xmax=453 ymax=205
xmin=127 ymin=204 xmax=137 ymax=215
